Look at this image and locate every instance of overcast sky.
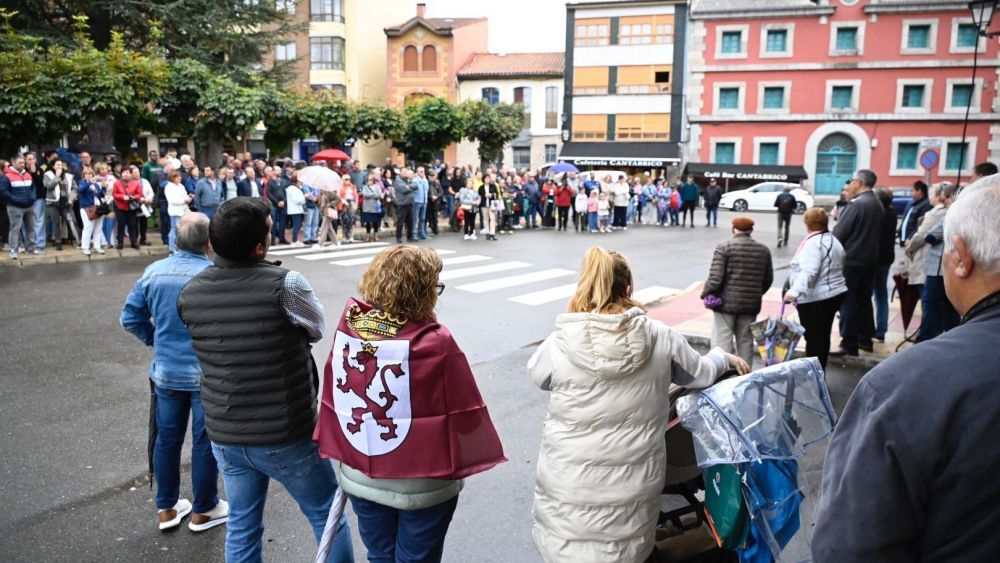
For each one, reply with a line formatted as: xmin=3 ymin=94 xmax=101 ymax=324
xmin=419 ymin=0 xmax=567 ymax=53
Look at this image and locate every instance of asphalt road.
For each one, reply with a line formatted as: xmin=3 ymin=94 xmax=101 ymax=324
xmin=0 ymin=210 xmax=866 ymax=562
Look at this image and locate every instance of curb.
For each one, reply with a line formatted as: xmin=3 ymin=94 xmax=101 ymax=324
xmin=678 ymin=331 xmax=882 ymax=371
xmin=5 ymin=245 xmax=170 ymax=269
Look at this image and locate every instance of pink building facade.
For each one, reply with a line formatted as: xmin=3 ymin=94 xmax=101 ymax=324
xmin=687 ymin=0 xmax=1000 ymax=196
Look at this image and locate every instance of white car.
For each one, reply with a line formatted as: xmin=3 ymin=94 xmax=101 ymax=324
xmin=719 ymin=182 xmax=813 ymax=214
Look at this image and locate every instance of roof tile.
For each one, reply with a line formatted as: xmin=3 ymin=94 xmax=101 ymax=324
xmin=457 ymin=52 xmax=565 ymax=79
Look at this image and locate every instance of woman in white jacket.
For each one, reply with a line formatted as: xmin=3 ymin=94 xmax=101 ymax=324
xmin=783 ymin=208 xmax=847 ymax=369
xmin=164 ymin=170 xmax=192 ymax=253
xmin=529 ymin=247 xmax=748 ymax=563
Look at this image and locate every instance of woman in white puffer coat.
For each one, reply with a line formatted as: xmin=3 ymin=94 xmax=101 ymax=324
xmin=529 ymin=247 xmax=749 ymax=563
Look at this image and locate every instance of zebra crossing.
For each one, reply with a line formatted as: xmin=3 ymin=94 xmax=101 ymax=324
xmin=267 ymin=243 xmax=679 ymax=307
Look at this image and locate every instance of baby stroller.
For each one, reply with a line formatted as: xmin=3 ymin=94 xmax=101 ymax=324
xmin=656 ymin=375 xmax=739 ymax=563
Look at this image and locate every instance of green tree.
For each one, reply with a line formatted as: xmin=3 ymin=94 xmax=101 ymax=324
xmin=395 ymin=98 xmax=465 ymax=165
xmin=0 ymin=10 xmax=167 ymax=157
xmin=352 ymin=102 xmax=405 ymax=145
xmin=261 ymin=89 xmax=313 ymax=156
xmin=461 ymin=100 xmax=525 ymax=171
xmin=302 ymin=92 xmax=356 ymax=149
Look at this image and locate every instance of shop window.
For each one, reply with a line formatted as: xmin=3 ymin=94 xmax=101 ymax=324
xmin=896 ymin=143 xmax=919 ymax=170
xmin=422 ymin=46 xmax=437 ymax=72
xmin=403 ymin=46 xmax=418 ymax=72
xmin=758 ymin=143 xmax=780 ymax=166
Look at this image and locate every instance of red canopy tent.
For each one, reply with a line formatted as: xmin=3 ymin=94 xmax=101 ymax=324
xmin=311 ymin=149 xmax=351 ymax=163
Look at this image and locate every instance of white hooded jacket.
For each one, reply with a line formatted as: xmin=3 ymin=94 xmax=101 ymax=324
xmin=529 ymin=308 xmax=727 ymax=563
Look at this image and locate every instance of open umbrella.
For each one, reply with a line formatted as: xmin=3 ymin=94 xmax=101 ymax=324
xmin=311 ymin=149 xmax=351 ymax=163
xmin=548 ymin=162 xmax=580 ymax=173
xmin=297 ymin=165 xmax=342 ymax=192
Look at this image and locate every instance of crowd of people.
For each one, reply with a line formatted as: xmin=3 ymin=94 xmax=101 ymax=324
xmin=1 ymin=149 xmax=727 ymax=260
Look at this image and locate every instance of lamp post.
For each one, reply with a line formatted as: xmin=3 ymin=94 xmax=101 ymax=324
xmin=957 ymin=1 xmax=998 ymax=186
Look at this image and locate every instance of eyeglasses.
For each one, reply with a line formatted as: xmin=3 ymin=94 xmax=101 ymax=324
xmin=435 ymin=283 xmax=446 ymax=295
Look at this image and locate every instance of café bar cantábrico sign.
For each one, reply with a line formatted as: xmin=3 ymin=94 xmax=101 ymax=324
xmin=572 ymin=158 xmax=671 ymax=168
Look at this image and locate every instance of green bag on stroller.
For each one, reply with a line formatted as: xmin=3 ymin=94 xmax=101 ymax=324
xmin=703 ymin=463 xmax=750 ymax=550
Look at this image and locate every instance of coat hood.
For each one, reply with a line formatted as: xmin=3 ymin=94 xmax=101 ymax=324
xmin=552 ymin=307 xmax=652 ymax=380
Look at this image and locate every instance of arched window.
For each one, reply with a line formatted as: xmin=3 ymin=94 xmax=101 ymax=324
xmin=421 ymin=45 xmax=437 ymax=72
xmin=403 ymin=45 xmax=418 ymax=72
xmin=482 ymin=87 xmax=500 ymax=105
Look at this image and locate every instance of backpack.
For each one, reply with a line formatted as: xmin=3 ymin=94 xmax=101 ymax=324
xmin=777 ymin=192 xmax=797 ymax=214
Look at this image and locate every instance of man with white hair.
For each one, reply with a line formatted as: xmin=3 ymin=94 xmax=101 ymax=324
xmin=813 ymin=174 xmax=1000 ymax=562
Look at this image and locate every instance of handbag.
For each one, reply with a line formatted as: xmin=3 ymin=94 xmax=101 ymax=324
xmin=702 ymin=463 xmax=751 ymax=550
xmin=129 ymin=198 xmax=142 ymax=211
xmin=460 ymin=203 xmax=473 ymax=212
xmin=95 ymin=201 xmax=112 ymax=217
xmin=85 ymin=206 xmax=97 ymax=221
xmin=326 ymin=207 xmax=339 ymax=220
xmin=703 ymin=294 xmax=724 ymax=310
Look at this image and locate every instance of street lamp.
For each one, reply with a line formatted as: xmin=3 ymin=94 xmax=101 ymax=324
xmin=956 ymin=1 xmax=997 ymax=187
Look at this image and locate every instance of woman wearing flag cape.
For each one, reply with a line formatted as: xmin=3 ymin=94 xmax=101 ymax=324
xmin=314 ymin=246 xmax=506 ymax=563
xmin=529 ymin=247 xmax=750 ymax=563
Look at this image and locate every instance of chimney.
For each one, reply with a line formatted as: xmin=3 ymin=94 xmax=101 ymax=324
xmin=416 ymin=3 xmax=426 ymax=18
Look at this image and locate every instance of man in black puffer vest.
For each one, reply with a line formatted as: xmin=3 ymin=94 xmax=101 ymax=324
xmin=177 ymin=197 xmax=354 ymax=563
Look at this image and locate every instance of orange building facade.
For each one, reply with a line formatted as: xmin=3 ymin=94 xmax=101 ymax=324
xmin=385 ymin=3 xmax=488 ymax=164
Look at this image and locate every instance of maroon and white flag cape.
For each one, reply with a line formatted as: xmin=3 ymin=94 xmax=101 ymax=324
xmin=314 ymin=298 xmax=506 ymax=480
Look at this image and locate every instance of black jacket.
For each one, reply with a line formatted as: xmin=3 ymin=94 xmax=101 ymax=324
xmin=814 ymin=293 xmax=1000 ymax=563
xmin=899 ymin=196 xmax=932 ymax=245
xmin=701 ymin=233 xmax=774 ymax=315
xmin=177 ymin=258 xmax=317 ymax=446
xmin=267 ymin=177 xmax=287 ymax=206
xmin=878 ymin=203 xmax=897 ymax=266
xmin=704 ymin=185 xmax=723 ymax=207
xmin=833 ymin=190 xmax=884 ymax=267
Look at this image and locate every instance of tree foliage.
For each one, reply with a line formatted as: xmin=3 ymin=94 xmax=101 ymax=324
xmin=352 ymin=102 xmax=405 ymax=144
xmin=461 ymin=101 xmax=525 ymax=168
xmin=395 ymin=98 xmax=465 ymax=165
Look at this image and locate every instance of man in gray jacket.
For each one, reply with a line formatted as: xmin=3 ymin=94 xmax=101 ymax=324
xmin=393 ymin=169 xmax=415 ymax=244
xmin=814 ymin=175 xmax=1000 ymax=563
xmin=701 ymin=216 xmax=774 ymax=366
xmin=831 ymin=169 xmax=884 ymax=356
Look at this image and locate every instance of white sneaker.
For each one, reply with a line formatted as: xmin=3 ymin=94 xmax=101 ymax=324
xmin=189 ymin=499 xmax=229 ymax=532
xmin=158 ymin=499 xmax=193 ymax=530
xmin=82 ymin=249 xmax=91 ymax=256
xmin=292 ymin=241 xmax=305 ymax=247
xmin=470 ymin=233 xmax=477 ymax=240
xmin=96 ymin=247 xmax=106 ymax=255
xmin=9 ymin=250 xmax=17 ymax=260
xmin=463 ymin=234 xmax=470 ymax=240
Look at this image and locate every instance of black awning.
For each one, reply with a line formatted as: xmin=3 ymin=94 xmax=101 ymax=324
xmin=558 ymin=142 xmax=681 ymax=168
xmin=683 ymin=163 xmax=808 ymax=182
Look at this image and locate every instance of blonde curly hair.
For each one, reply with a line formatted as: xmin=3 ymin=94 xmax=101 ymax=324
xmin=359 ymin=246 xmax=443 ymax=321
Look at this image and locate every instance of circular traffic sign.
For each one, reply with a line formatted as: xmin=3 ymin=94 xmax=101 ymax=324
xmin=920 ymin=149 xmax=939 ymax=171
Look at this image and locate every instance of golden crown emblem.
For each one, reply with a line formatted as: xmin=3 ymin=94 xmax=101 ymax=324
xmin=346 ymin=304 xmax=408 ymax=341
xmin=361 ymin=342 xmax=379 ymax=355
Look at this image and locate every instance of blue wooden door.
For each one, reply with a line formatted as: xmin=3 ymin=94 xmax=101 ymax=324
xmin=815 ymin=134 xmax=857 ymax=195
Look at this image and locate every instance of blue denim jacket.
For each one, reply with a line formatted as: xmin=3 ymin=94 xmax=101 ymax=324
xmin=121 ymin=251 xmax=213 ymax=391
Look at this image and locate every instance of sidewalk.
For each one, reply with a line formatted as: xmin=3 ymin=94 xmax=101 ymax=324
xmin=1 ymin=241 xmax=170 ymax=268
xmin=647 ymin=282 xmax=918 ymax=369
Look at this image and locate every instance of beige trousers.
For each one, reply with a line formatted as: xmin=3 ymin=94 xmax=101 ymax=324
xmin=712 ymin=312 xmax=756 ymax=367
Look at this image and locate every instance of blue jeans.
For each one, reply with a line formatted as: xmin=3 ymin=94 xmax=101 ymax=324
xmin=153 ymin=385 xmax=219 ymax=512
xmin=669 ymin=207 xmax=679 ymax=225
xmin=290 ymin=213 xmax=303 ymax=242
xmin=305 ymin=207 xmax=320 ymax=241
xmin=918 ymin=275 xmax=960 ymax=342
xmin=168 ymin=215 xmax=180 ymax=252
xmin=159 ymin=202 xmax=171 ymax=244
xmin=203 ymin=208 xmax=216 ymax=219
xmin=211 ymin=440 xmax=354 ymax=563
xmin=872 ymin=265 xmax=890 ymax=338
xmin=31 ymin=199 xmax=46 ymax=248
xmin=525 ymin=201 xmax=538 ymax=227
xmin=705 ymin=204 xmax=719 ymax=226
xmin=413 ymin=202 xmax=427 ymax=238
xmin=588 ymin=211 xmax=598 ymax=231
xmin=350 ymin=495 xmax=458 ymax=563
xmin=272 ymin=206 xmax=288 ymax=242
xmin=103 ymin=212 xmax=116 ymax=245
